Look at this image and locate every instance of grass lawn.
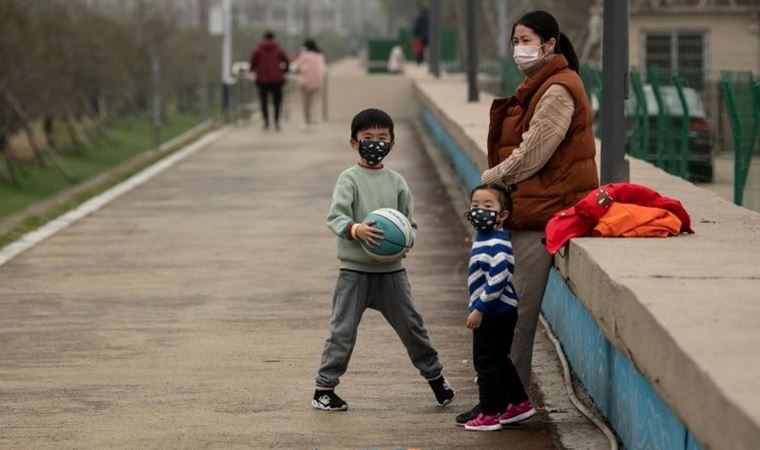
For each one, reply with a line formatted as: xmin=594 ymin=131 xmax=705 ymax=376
xmin=0 ymin=113 xmax=206 ymax=218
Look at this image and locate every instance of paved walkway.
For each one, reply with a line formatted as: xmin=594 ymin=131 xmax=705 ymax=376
xmin=0 ymin=121 xmax=557 ymax=449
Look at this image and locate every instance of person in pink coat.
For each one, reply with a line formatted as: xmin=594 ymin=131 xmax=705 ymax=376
xmin=291 ymin=39 xmax=326 ymax=128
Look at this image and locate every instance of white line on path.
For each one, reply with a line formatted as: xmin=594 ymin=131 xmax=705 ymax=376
xmin=0 ymin=127 xmax=227 ymax=268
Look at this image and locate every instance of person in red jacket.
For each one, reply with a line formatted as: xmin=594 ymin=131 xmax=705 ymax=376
xmin=250 ymin=31 xmax=289 ymax=131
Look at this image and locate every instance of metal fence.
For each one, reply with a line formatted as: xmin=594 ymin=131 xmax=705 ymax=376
xmin=720 ymin=72 xmax=760 ymax=206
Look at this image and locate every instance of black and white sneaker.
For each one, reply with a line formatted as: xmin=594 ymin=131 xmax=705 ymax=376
xmin=428 ymin=375 xmax=455 ymax=407
xmin=455 ymin=404 xmax=481 ymax=426
xmin=311 ymin=389 xmax=348 ymax=411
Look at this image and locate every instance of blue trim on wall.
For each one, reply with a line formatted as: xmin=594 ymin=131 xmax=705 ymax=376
xmin=420 ymin=105 xmax=483 ymax=192
xmin=542 ymin=268 xmax=705 ymax=450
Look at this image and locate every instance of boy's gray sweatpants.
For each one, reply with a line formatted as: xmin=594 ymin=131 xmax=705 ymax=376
xmin=315 ymin=269 xmax=443 ymax=388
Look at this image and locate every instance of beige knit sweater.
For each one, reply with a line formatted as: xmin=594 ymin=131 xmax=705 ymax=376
xmin=481 ymin=84 xmax=575 ymax=185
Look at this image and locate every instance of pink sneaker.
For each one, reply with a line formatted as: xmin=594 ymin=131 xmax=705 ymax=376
xmin=499 ymin=400 xmax=536 ymax=425
xmin=464 ymin=412 xmax=502 ymax=431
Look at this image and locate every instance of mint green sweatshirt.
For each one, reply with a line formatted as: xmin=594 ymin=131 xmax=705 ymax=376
xmin=326 ymin=165 xmax=417 ymax=272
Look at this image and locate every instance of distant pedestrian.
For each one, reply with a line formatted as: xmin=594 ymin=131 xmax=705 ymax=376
xmin=250 ymin=31 xmax=289 ymax=131
xmin=412 ymin=8 xmax=429 ymax=64
xmin=291 ymin=39 xmax=326 ymax=130
xmin=387 ymin=42 xmax=405 ymax=74
xmin=312 ymin=108 xmax=455 ymax=412
xmin=455 ymin=183 xmax=535 ymax=431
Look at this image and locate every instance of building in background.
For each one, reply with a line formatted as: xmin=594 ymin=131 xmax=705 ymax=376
xmin=630 ymin=0 xmax=760 ymax=89
xmin=78 ymin=0 xmax=202 ymax=25
xmin=235 ymin=0 xmax=384 ymax=37
xmin=629 ymin=0 xmax=760 ymax=152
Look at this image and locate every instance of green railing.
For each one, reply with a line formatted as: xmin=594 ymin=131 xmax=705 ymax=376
xmin=672 ymin=75 xmax=692 ymax=179
xmin=627 ymin=69 xmax=650 ymax=160
xmin=720 ymin=71 xmax=760 ymax=206
xmin=547 ymin=64 xmax=718 ymax=183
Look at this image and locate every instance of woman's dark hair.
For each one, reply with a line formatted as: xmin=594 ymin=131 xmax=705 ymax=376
xmin=350 ymin=108 xmax=395 ymax=141
xmin=471 ymin=183 xmax=514 ymax=214
xmin=304 ymin=39 xmax=321 ymax=53
xmin=264 ymin=31 xmax=275 ymax=40
xmin=511 ymin=10 xmax=579 ymax=72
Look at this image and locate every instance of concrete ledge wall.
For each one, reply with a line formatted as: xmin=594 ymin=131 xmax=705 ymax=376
xmin=413 ymin=75 xmax=760 ymax=450
xmin=413 ymin=81 xmax=490 ymax=173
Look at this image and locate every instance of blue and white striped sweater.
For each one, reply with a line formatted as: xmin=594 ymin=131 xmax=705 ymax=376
xmin=468 ymin=229 xmax=519 ymax=315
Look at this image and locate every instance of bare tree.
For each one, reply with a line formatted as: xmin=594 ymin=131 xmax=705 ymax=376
xmin=0 ymin=0 xmax=218 ymax=188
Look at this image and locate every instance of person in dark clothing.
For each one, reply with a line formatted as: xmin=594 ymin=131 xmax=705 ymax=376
xmin=250 ymin=31 xmax=289 ymax=131
xmin=412 ymin=8 xmax=429 ymax=64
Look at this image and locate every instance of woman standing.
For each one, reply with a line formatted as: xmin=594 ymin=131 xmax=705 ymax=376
xmin=473 ymin=9 xmax=598 ymax=416
xmin=291 ymin=39 xmax=326 ymax=130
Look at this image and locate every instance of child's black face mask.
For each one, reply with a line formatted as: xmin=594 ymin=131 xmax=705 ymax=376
xmin=464 ymin=208 xmax=499 ymax=232
xmin=359 ymin=139 xmax=391 ymax=166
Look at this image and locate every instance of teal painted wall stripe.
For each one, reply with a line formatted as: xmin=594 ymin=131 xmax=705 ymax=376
xmin=542 ymin=269 xmax=705 ymax=450
xmin=420 ymin=106 xmax=482 ymax=192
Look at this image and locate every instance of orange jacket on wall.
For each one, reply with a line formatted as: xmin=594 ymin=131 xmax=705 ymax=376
xmin=592 ymin=203 xmax=682 ymax=238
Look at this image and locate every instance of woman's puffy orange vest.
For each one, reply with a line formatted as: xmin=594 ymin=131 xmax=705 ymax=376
xmin=487 ymin=55 xmax=599 ymax=230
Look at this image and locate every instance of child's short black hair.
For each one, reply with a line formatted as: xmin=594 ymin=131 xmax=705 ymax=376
xmin=350 ymin=108 xmax=395 ymax=141
xmin=471 ymin=182 xmax=514 ymax=213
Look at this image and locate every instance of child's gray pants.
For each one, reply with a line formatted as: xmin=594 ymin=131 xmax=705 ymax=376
xmin=315 ymin=269 xmax=443 ymax=388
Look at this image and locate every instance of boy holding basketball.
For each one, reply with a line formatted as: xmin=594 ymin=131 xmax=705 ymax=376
xmin=311 ymin=108 xmax=455 ymax=411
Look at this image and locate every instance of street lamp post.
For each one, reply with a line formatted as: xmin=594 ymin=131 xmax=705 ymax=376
xmin=497 ymin=0 xmax=508 ymax=60
xmin=429 ymin=0 xmax=441 ymax=78
xmin=466 ymin=0 xmax=479 ymax=102
xmin=150 ymin=55 xmax=161 ymax=150
xmin=221 ymin=0 xmax=232 ymax=121
xmin=600 ymin=0 xmax=631 ymax=183
xmin=198 ymin=0 xmax=210 ymax=119
xmin=303 ymin=2 xmax=311 ymax=37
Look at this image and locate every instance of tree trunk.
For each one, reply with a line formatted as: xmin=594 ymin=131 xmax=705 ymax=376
xmin=0 ymin=87 xmax=46 ymax=168
xmin=0 ymin=86 xmax=76 ymax=181
xmin=0 ymin=134 xmax=22 ymax=186
xmin=97 ymin=95 xmax=108 ymax=124
xmin=63 ymin=114 xmax=83 ymax=149
xmin=43 ymin=116 xmax=56 ymax=150
xmin=76 ymin=93 xmax=115 ymax=144
xmin=0 ymin=154 xmax=24 ymax=187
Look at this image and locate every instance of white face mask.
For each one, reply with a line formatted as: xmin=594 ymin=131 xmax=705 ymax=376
xmin=513 ymin=44 xmax=544 ymax=69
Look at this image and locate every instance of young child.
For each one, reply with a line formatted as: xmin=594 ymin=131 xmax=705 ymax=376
xmin=312 ymin=108 xmax=455 ymax=411
xmin=456 ymin=183 xmax=535 ymax=431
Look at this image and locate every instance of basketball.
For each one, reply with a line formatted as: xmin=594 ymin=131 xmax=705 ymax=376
xmin=360 ymin=208 xmax=414 ymax=262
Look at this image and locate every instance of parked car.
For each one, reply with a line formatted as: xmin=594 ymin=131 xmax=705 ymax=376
xmin=624 ymin=85 xmax=715 ymax=183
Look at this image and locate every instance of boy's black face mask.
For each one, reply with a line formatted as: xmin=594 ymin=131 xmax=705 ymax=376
xmin=359 ymin=139 xmax=391 ymax=166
